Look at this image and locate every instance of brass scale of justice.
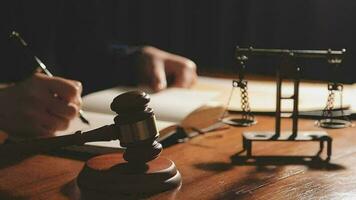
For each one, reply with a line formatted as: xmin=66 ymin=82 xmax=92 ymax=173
xmin=221 ymin=46 xmax=354 ymax=162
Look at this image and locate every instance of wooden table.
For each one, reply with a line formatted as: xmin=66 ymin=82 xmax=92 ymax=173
xmin=0 ymin=78 xmax=355 ymax=200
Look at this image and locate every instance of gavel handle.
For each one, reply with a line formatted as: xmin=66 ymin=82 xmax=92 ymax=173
xmin=0 ymin=125 xmax=117 ymax=157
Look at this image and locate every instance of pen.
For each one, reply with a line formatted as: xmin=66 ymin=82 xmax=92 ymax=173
xmin=10 ymin=31 xmax=91 ymax=125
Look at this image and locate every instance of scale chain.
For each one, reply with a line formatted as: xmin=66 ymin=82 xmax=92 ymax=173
xmin=323 ymin=89 xmax=335 ymax=118
xmin=322 ymin=82 xmax=343 ymax=119
xmin=237 ymin=80 xmax=254 ymax=121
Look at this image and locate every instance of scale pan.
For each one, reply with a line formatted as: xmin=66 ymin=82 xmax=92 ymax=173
xmin=316 ymin=118 xmax=353 ymax=129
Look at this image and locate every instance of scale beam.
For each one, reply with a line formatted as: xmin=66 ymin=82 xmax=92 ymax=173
xmin=236 ymin=47 xmax=345 ymax=62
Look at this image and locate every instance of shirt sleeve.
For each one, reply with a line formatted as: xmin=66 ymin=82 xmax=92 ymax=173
xmin=53 ymin=2 xmax=144 ymax=94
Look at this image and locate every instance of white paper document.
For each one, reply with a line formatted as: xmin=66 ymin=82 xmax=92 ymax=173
xmin=82 ymin=87 xmax=220 ymax=122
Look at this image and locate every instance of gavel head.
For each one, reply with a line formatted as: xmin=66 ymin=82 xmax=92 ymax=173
xmin=110 ymin=91 xmax=162 ymax=164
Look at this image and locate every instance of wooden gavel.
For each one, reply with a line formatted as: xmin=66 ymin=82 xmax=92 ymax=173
xmin=0 ymin=91 xmax=162 ymax=164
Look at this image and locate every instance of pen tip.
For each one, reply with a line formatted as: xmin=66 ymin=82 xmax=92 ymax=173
xmin=80 ymin=115 xmax=91 ymax=125
xmin=79 ymin=110 xmax=90 ymax=125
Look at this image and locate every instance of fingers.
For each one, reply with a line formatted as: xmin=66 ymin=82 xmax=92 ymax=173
xmin=40 ymin=74 xmax=82 ymax=104
xmin=139 ymin=46 xmax=197 ymax=91
xmin=38 ymin=73 xmax=82 ymax=120
xmin=32 ymin=74 xmax=81 ymax=135
xmin=165 ymin=56 xmax=197 ymax=88
xmin=36 ymin=74 xmax=82 ymax=119
xmin=33 ymin=110 xmax=71 ymax=135
xmin=46 ymin=97 xmax=79 ymax=120
xmin=24 ymin=97 xmax=74 ymax=135
xmin=140 ymin=53 xmax=167 ymax=91
xmin=41 ymin=76 xmax=81 ymax=131
xmin=150 ymin=59 xmax=168 ymax=91
xmin=16 ymin=109 xmax=70 ymax=137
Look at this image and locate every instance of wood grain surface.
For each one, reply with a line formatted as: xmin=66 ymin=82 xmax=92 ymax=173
xmin=0 ymin=78 xmax=355 ymax=200
xmin=1 ymin=114 xmax=355 ymax=200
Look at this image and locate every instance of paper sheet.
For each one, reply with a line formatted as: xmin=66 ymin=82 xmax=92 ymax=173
xmin=198 ymin=76 xmax=354 ymax=112
xmin=82 ymin=87 xmax=219 ymax=122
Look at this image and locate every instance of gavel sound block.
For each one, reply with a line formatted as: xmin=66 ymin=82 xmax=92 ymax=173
xmin=77 ymin=91 xmax=182 ymax=194
xmin=78 ymin=92 xmax=181 ymax=194
xmin=0 ymin=91 xmax=181 ymax=195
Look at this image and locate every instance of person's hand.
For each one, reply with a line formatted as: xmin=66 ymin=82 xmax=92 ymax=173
xmin=0 ymin=73 xmax=82 ymax=137
xmin=136 ymin=46 xmax=197 ymax=91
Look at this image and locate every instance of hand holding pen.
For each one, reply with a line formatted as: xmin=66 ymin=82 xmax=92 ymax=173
xmin=0 ymin=31 xmax=90 ymax=137
xmin=0 ymin=73 xmax=84 ymax=137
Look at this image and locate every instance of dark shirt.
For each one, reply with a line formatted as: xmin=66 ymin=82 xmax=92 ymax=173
xmin=1 ymin=1 xmax=140 ymax=94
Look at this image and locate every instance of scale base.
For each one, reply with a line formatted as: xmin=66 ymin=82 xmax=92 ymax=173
xmin=242 ymin=131 xmax=332 ymax=162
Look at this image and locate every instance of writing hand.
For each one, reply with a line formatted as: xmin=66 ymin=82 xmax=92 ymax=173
xmin=136 ymin=46 xmax=197 ymax=91
xmin=0 ymin=73 xmax=82 ymax=137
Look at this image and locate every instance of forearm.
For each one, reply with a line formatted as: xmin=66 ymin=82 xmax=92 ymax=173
xmin=111 ymin=45 xmax=143 ymax=86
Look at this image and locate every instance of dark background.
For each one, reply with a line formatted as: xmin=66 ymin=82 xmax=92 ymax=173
xmin=2 ymin=0 xmax=356 ymax=86
xmin=112 ymin=0 xmax=356 ymax=83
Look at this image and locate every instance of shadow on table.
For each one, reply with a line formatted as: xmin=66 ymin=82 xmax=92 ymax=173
xmin=194 ymin=150 xmax=345 ymax=172
xmin=229 ymin=148 xmax=345 ymax=171
xmin=230 ymin=154 xmax=345 ymax=171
